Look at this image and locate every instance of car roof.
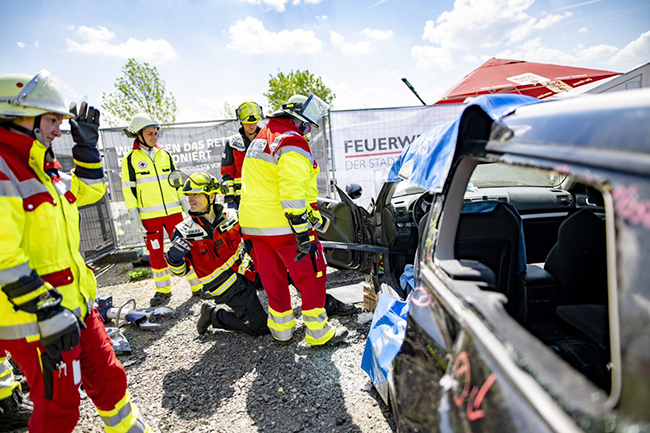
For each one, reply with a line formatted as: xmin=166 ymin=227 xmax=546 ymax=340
xmin=492 ymin=88 xmax=650 ymax=154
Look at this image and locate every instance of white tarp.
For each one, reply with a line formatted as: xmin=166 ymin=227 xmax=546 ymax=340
xmin=329 ymin=105 xmax=463 ymax=207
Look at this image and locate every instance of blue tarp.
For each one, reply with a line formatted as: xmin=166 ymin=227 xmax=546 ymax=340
xmin=361 ymin=294 xmax=410 ymax=405
xmin=387 ymin=94 xmax=540 ymax=191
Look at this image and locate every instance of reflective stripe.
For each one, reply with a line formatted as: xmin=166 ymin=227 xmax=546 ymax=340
xmin=126 ymin=413 xmax=149 ymax=433
xmin=0 ymin=180 xmax=19 ymax=198
xmin=0 ymin=322 xmax=39 ymax=340
xmin=303 ymin=308 xmax=335 ymax=346
xmin=281 ymin=199 xmax=306 ymax=210
xmin=135 ymin=176 xmax=164 ymax=185
xmin=267 ymin=308 xmax=296 ymax=341
xmin=0 ymin=262 xmax=32 ymax=286
xmin=0 ymin=359 xmax=17 ymax=399
xmin=0 ymin=156 xmax=50 ymax=199
xmin=122 ymin=181 xmax=136 ymax=188
xmin=101 ymin=401 xmax=133 ymax=427
xmin=155 ymin=278 xmax=172 ymax=292
xmin=246 ymin=148 xmax=277 ymax=165
xmin=138 ymin=202 xmax=180 ymax=214
xmin=74 ymin=159 xmax=102 ymax=169
xmin=185 ymin=269 xmax=202 ymax=291
xmin=169 ymin=262 xmax=186 ymax=275
xmin=274 ymin=145 xmax=314 ymax=164
xmin=199 ymin=254 xmax=237 ymax=286
xmin=206 ymin=272 xmax=238 ymax=297
xmin=78 ymin=176 xmax=104 ymax=185
xmin=269 ymin=131 xmax=301 ymax=154
xmin=241 ymin=226 xmax=293 ymax=236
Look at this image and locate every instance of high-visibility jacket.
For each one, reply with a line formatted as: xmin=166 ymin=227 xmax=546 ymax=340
xmin=121 ymin=142 xmax=182 ymax=220
xmin=220 ymin=126 xmax=259 ymax=199
xmin=168 ymin=204 xmax=254 ymax=297
xmin=239 ymin=117 xmax=321 ymax=236
xmin=0 ymin=127 xmax=106 ymax=341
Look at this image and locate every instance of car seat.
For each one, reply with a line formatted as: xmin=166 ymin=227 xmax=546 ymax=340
xmin=544 ymin=209 xmax=607 ymax=306
xmin=455 ymin=201 xmax=526 ymax=313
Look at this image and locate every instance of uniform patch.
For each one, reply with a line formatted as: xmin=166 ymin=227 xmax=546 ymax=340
xmin=138 ymin=160 xmax=147 ymax=169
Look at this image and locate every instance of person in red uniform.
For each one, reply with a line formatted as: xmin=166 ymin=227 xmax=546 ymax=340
xmin=0 ymin=71 xmax=150 ymax=432
xmin=239 ymin=94 xmax=349 ymax=346
xmin=220 ymin=101 xmax=264 ymax=209
xmin=166 ymin=172 xmax=269 ymax=336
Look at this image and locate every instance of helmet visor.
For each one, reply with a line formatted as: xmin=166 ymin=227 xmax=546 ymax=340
xmin=182 ymin=171 xmax=217 ymax=195
xmin=237 ymin=102 xmax=263 ymax=124
xmin=298 ymin=94 xmax=329 ymax=127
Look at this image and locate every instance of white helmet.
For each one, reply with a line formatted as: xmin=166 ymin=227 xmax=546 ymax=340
xmin=123 ymin=112 xmax=160 ymax=138
xmin=0 ymin=70 xmax=72 ymax=120
xmin=270 ymin=93 xmax=329 ymax=128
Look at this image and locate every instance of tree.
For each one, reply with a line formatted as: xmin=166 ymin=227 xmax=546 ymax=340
xmin=101 ymin=59 xmax=178 ymax=126
xmin=264 ymin=69 xmax=335 ymax=111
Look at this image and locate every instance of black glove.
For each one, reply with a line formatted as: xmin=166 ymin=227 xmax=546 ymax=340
xmin=69 ymin=101 xmax=100 ymax=148
xmin=286 ymin=212 xmax=312 ymax=261
xmin=167 ymin=236 xmax=192 ymax=264
xmin=37 ymin=306 xmax=83 ymax=359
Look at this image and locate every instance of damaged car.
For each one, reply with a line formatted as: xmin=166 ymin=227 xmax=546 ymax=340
xmin=318 ymin=90 xmax=650 ymax=432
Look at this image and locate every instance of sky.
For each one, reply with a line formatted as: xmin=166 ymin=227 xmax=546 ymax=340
xmin=2 ymin=0 xmax=649 ymax=125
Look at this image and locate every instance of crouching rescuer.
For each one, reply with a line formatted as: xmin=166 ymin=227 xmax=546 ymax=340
xmin=166 ymin=172 xmax=270 ymax=337
xmin=0 ymin=71 xmax=150 ymax=432
xmin=239 ymin=93 xmax=348 ymax=346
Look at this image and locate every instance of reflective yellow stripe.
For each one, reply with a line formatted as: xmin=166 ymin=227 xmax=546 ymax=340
xmin=302 ymin=307 xmax=335 ymax=346
xmin=11 ymin=283 xmax=50 ymax=306
xmin=74 ymin=159 xmax=103 ymax=169
xmin=199 ymin=254 xmax=237 ymax=286
xmin=96 ymin=390 xmax=150 ymax=433
xmin=206 ymin=273 xmax=237 ymax=297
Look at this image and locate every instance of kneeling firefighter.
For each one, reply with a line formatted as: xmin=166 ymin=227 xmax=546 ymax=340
xmin=166 ymin=172 xmax=269 ymax=337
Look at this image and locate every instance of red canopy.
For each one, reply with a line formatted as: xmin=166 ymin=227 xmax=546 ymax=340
xmin=434 ymin=58 xmax=619 ymax=105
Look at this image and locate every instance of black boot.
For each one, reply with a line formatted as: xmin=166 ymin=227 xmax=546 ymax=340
xmin=325 ymin=294 xmax=356 ymax=316
xmin=0 ymin=387 xmax=33 ymax=430
xmin=150 ymin=291 xmax=172 ymax=307
xmin=197 ymin=303 xmax=216 ymax=335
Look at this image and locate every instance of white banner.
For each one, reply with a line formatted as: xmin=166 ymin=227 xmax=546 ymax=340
xmin=330 ymin=105 xmax=463 ymax=207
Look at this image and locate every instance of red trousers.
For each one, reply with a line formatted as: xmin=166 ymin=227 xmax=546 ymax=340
xmin=247 ymin=232 xmax=327 ymax=312
xmin=141 ymin=212 xmax=184 ymax=270
xmin=0 ymin=309 xmax=131 ymax=433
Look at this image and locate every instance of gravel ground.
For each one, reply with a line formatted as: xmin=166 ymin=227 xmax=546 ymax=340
xmin=9 ymin=263 xmax=395 ymax=433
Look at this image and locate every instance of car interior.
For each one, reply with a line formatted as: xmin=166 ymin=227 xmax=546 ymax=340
xmin=414 ymin=159 xmax=615 ymax=396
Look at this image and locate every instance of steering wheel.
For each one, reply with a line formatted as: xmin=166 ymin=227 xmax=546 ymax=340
xmin=412 ymin=191 xmax=434 ymax=227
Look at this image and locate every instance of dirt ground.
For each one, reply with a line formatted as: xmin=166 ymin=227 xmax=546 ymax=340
xmin=9 ymin=262 xmax=396 ymax=433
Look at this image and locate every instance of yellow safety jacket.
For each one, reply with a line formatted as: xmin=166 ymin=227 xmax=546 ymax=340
xmin=0 ymin=127 xmax=106 ymax=341
xmin=121 ymin=142 xmax=182 ymax=220
xmin=239 ymin=117 xmax=321 ymax=236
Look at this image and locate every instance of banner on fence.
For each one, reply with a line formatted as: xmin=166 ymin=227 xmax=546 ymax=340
xmin=329 ymin=105 xmax=463 ymax=207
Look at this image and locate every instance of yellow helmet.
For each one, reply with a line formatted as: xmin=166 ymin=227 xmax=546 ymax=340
xmin=0 ymin=70 xmax=72 ymax=120
xmin=236 ymin=101 xmax=264 ymax=124
xmin=181 ymin=171 xmax=223 ymax=196
xmin=123 ymin=113 xmax=160 ymax=138
xmin=275 ymin=93 xmax=329 ymax=128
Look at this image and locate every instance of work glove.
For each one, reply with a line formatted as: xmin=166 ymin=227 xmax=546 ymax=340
xmin=1 ymin=271 xmax=83 ymax=360
xmin=286 ymin=212 xmax=312 ymax=262
xmin=128 ymin=208 xmax=146 ymax=235
xmin=307 ymin=208 xmax=322 ymax=230
xmin=166 ymin=236 xmax=192 ymax=264
xmin=69 ymin=101 xmax=100 ymax=148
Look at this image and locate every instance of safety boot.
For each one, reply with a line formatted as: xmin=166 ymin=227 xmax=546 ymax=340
xmin=0 ymin=387 xmax=33 ymax=430
xmin=197 ymin=303 xmax=216 ymax=335
xmin=150 ymin=292 xmax=171 ymax=307
xmin=325 ymin=326 xmax=349 ymax=346
xmin=325 ymin=295 xmax=356 ymax=316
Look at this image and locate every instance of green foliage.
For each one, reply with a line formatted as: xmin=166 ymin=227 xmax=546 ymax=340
xmin=222 ymin=101 xmax=236 ymax=120
xmin=264 ymin=69 xmax=335 ymax=111
xmin=101 ymin=58 xmax=178 ymax=126
xmin=128 ymin=268 xmax=151 ymax=282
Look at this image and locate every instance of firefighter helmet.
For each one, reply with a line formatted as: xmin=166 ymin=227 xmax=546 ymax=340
xmin=123 ymin=113 xmax=160 ymax=138
xmin=0 ymin=71 xmax=72 ymax=120
xmin=181 ymin=171 xmax=223 ymax=196
xmin=236 ymin=101 xmax=264 ymax=124
xmin=271 ymin=93 xmax=329 ymax=128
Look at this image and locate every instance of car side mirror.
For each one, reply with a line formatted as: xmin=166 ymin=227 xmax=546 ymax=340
xmin=345 ymin=183 xmax=363 ymax=200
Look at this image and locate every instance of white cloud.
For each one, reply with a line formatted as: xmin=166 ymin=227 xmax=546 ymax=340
xmin=463 ymin=54 xmax=479 ymax=63
xmin=361 ymin=28 xmax=394 ymax=41
xmin=609 ymin=31 xmax=650 ymax=66
xmin=316 ymin=15 xmax=328 ymax=20
xmin=66 ymin=26 xmax=177 ymax=64
xmin=228 ymin=17 xmax=323 ymax=55
xmin=411 ymin=45 xmax=453 ymax=70
xmin=17 ymin=41 xmax=25 ymax=48
xmin=496 ymin=37 xmax=618 ymax=64
xmin=295 ymin=0 xmax=323 ymax=4
xmin=579 ymin=27 xmax=589 ymax=33
xmin=239 ymin=0 xmax=288 ymax=12
xmin=534 ymin=12 xmax=572 ymax=29
xmin=330 ymin=31 xmax=372 ymax=56
xmin=34 ymin=40 xmax=40 ymax=48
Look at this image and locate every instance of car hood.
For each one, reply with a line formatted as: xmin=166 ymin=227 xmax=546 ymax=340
xmin=387 ymin=94 xmax=540 ymax=192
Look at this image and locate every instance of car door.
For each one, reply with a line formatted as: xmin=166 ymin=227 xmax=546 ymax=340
xmin=316 ymin=185 xmax=373 ymax=272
